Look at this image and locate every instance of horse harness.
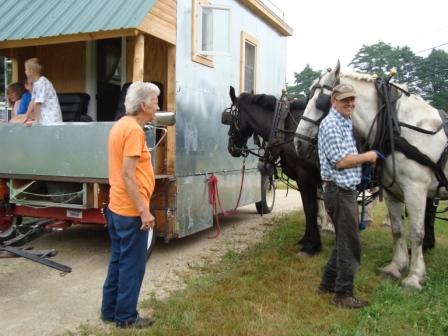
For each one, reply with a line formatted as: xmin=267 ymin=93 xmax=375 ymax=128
xmin=254 ymin=90 xmax=291 ymax=173
xmin=298 ymin=73 xmax=448 ymax=200
xmin=370 ymin=78 xmax=448 ymax=201
xmin=221 ymin=90 xmax=300 ymax=189
xmin=295 ymin=70 xmax=340 ymax=162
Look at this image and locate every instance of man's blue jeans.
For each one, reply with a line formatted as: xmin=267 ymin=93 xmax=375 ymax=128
xmin=101 ymin=208 xmax=148 ymax=325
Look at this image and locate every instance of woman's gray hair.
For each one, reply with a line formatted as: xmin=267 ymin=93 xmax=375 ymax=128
xmin=125 ymin=82 xmax=160 ymax=115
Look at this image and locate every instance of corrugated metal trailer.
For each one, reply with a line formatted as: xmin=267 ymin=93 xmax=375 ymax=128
xmin=0 ymin=0 xmax=293 ymax=251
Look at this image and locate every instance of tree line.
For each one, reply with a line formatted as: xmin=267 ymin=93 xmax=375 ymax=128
xmin=288 ymin=42 xmax=448 ymax=110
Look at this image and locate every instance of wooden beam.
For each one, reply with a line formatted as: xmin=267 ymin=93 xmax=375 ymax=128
xmin=166 ymin=45 xmax=176 ymax=113
xmin=166 ymin=44 xmax=176 ymax=175
xmin=132 ymin=33 xmax=145 ymax=82
xmin=238 ymin=0 xmax=293 ymax=36
xmin=126 ymin=36 xmax=135 ymax=82
xmin=11 ymin=49 xmax=19 ymax=82
xmin=0 ymin=29 xmax=138 ymax=50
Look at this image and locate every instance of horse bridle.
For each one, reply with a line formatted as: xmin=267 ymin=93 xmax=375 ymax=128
xmin=295 ymin=70 xmax=339 ymax=150
xmin=221 ymin=93 xmax=295 ymax=163
xmin=221 ymin=101 xmax=252 ymax=157
xmin=221 ymin=102 xmax=239 ymax=132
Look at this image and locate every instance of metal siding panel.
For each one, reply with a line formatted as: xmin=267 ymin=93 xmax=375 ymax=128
xmin=0 ymin=122 xmax=159 ymax=179
xmin=175 ymin=171 xmax=261 ymax=238
xmin=175 ymin=0 xmax=287 ymax=177
xmin=175 ymin=0 xmax=247 ymax=177
xmin=0 ymin=123 xmax=112 ymax=179
xmin=0 ymin=0 xmax=157 ymax=42
xmin=173 ymin=1 xmax=268 ymax=237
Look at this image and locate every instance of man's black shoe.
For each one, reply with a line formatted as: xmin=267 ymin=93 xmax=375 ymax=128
xmin=331 ymin=294 xmax=369 ymax=309
xmin=117 ymin=316 xmax=155 ymax=329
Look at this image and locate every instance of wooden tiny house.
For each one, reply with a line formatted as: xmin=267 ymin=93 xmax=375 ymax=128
xmin=0 ymin=0 xmax=292 ymax=244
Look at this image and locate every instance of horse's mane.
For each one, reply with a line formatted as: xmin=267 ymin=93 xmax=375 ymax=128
xmin=239 ymin=92 xmax=306 ymax=111
xmin=341 ymin=70 xmax=409 ymax=91
xmin=340 ymin=71 xmax=375 ymax=82
xmin=239 ymin=93 xmax=276 ymax=110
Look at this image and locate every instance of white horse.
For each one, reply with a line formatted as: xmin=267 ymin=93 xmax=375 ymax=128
xmin=295 ymin=61 xmax=446 ymax=290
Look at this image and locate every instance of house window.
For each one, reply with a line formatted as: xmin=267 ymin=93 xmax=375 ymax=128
xmin=192 ymin=0 xmax=230 ymax=67
xmin=240 ymin=32 xmax=258 ymax=93
xmin=201 ymin=7 xmax=214 ymax=52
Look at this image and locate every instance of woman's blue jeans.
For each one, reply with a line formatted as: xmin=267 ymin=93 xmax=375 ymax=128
xmin=101 ymin=208 xmax=148 ymax=325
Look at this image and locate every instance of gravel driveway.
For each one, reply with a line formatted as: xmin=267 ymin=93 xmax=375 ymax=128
xmin=0 ymin=189 xmax=302 ymax=336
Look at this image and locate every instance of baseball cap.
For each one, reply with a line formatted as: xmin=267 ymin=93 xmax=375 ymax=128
xmin=332 ymin=84 xmax=356 ymax=100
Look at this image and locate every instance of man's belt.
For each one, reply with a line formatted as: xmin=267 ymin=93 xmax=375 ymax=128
xmin=322 ymin=180 xmax=355 ymax=192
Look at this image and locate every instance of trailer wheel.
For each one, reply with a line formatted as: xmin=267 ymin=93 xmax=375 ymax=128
xmin=146 ymin=228 xmax=157 ymax=259
xmin=255 ymin=175 xmax=276 ymax=214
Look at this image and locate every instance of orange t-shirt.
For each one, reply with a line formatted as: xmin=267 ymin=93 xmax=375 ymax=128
xmin=108 ymin=116 xmax=155 ymax=216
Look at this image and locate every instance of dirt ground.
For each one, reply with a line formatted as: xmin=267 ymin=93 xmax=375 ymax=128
xmin=0 ymin=189 xmax=302 ymax=336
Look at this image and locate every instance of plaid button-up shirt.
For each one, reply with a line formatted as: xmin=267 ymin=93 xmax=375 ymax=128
xmin=318 ymin=108 xmax=361 ymax=190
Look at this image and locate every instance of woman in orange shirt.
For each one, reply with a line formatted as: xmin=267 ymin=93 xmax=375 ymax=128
xmin=101 ymin=81 xmax=159 ymax=329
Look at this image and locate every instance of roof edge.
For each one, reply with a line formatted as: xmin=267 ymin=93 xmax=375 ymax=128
xmin=239 ymin=0 xmax=293 ymax=36
xmin=0 ymin=28 xmax=138 ymax=50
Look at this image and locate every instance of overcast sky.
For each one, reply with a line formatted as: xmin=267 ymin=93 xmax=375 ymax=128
xmin=271 ymin=0 xmax=448 ymax=84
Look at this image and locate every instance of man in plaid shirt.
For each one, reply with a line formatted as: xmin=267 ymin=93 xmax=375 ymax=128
xmin=317 ymin=83 xmax=378 ymax=309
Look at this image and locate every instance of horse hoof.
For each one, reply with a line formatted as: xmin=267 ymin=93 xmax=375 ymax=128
xmin=402 ymin=276 xmax=422 ymax=291
xmin=298 ymin=244 xmax=321 ymax=256
xmin=378 ymin=264 xmax=401 ymax=280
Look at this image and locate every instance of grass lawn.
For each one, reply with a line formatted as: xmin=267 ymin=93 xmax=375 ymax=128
xmin=76 ymin=203 xmax=448 ymax=336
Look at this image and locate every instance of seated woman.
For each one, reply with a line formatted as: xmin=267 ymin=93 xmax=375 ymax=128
xmin=6 ymin=82 xmax=25 ymax=121
xmin=9 ymin=80 xmax=32 ymax=123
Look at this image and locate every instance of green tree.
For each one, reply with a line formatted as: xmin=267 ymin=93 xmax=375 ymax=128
xmin=417 ymin=49 xmax=448 ymax=109
xmin=350 ymin=42 xmax=422 ymax=93
xmin=350 ymin=41 xmax=393 ymax=76
xmin=287 ymin=64 xmax=321 ymax=100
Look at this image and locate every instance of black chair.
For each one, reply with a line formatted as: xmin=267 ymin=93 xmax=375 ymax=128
xmin=58 ymin=93 xmax=91 ymax=122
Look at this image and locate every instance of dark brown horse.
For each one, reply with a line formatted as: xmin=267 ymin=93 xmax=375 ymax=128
xmin=223 ymin=87 xmax=322 ymax=255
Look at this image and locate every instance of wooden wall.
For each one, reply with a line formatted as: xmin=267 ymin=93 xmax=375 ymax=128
xmin=126 ymin=33 xmax=176 ymax=175
xmin=11 ymin=42 xmax=86 ymax=92
xmin=126 ymin=34 xmax=171 ymax=107
xmin=138 ymin=0 xmax=176 ymax=45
